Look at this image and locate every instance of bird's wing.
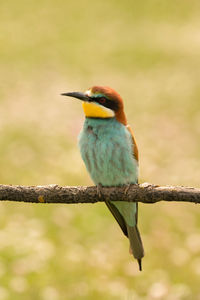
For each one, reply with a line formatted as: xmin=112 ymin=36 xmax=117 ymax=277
xmin=105 ymin=125 xmax=139 ymax=238
xmin=105 ymin=200 xmax=128 ymax=237
xmin=126 ymin=124 xmax=139 ymax=222
xmin=126 ymin=124 xmax=139 ymax=162
xmin=105 ymin=124 xmax=139 ymax=238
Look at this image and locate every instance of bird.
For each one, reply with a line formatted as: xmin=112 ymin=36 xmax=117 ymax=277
xmin=61 ymin=86 xmax=144 ymax=270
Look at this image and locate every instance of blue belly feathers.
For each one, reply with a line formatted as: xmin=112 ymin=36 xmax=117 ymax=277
xmin=78 ymin=118 xmax=138 ymax=186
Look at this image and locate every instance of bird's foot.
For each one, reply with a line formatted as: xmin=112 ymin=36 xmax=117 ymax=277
xmin=124 ymin=184 xmax=131 ymax=195
xmin=97 ymin=183 xmax=103 ymax=199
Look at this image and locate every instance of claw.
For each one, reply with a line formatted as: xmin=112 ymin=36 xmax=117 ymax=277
xmin=97 ymin=183 xmax=103 ymax=199
xmin=124 ymin=184 xmax=131 ymax=195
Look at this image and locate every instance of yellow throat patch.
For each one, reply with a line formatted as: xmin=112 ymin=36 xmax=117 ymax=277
xmin=82 ymin=102 xmax=114 ymax=118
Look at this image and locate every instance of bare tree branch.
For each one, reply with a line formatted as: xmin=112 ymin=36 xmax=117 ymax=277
xmin=0 ymin=183 xmax=199 ymax=205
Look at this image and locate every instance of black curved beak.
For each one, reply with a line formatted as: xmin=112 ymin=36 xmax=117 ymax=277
xmin=61 ymin=92 xmax=91 ymax=102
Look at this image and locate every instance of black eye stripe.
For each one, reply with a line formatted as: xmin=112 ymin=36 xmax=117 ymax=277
xmin=93 ymin=97 xmax=119 ymax=111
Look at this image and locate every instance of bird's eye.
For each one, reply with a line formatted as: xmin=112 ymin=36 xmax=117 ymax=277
xmin=98 ymin=97 xmax=106 ymax=104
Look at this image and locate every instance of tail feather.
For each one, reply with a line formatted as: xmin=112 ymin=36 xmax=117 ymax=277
xmin=105 ymin=200 xmax=144 ymax=271
xmin=127 ymin=225 xmax=144 ymax=271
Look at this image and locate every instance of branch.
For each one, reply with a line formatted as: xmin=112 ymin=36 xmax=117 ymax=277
xmin=0 ymin=183 xmax=199 ymax=205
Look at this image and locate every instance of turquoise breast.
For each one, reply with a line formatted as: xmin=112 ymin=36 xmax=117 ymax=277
xmin=78 ymin=118 xmax=138 ymax=186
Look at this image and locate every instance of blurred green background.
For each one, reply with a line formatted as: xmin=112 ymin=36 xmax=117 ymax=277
xmin=0 ymin=0 xmax=200 ymax=299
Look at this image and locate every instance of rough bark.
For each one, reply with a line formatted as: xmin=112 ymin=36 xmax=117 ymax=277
xmin=0 ymin=183 xmax=199 ymax=205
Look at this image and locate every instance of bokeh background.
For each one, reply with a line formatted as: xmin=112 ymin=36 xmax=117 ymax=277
xmin=0 ymin=0 xmax=200 ymax=299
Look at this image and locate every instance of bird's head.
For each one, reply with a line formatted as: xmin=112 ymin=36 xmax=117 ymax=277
xmin=61 ymin=86 xmax=127 ymax=125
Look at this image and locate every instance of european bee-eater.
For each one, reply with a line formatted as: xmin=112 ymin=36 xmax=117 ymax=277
xmin=61 ymin=86 xmax=144 ymax=270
